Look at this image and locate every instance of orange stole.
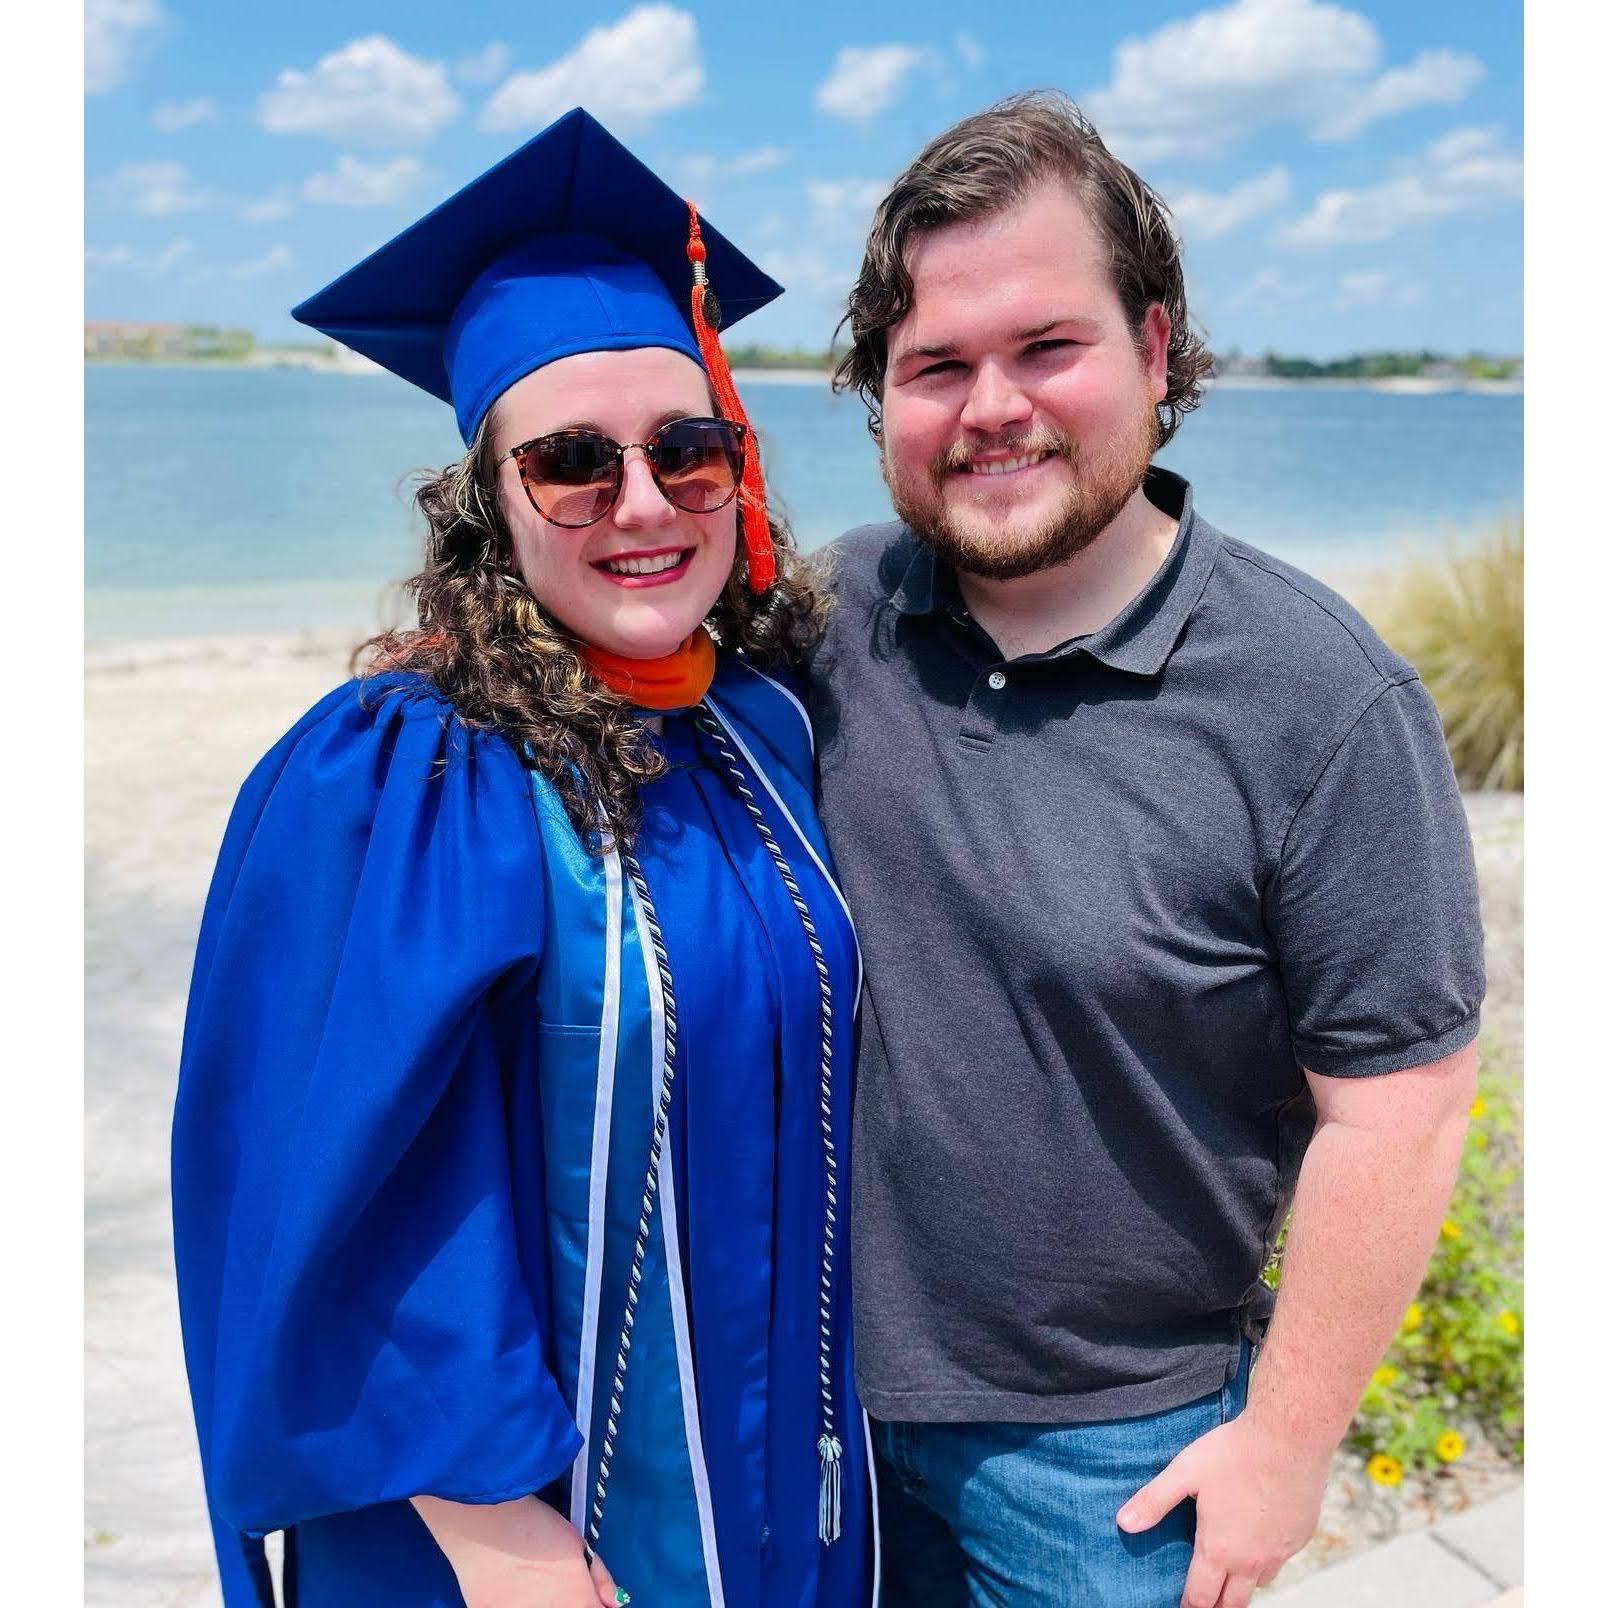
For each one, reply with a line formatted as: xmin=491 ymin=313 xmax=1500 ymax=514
xmin=578 ymin=625 xmax=717 ymax=710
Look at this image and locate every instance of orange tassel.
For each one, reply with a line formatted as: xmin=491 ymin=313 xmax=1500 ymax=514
xmin=686 ymin=202 xmax=776 ymax=594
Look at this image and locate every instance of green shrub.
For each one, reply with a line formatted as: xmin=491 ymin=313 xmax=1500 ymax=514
xmin=1362 ymin=522 xmax=1524 ymax=790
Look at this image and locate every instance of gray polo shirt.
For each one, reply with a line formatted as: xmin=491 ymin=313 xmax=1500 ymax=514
xmin=809 ymin=468 xmax=1484 ymax=1425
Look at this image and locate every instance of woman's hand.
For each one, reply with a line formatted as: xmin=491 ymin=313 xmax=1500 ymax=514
xmin=410 ymin=1493 xmax=625 ymax=1607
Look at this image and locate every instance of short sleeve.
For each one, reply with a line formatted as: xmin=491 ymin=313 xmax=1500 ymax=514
xmin=172 ymin=677 xmax=583 ymax=1553
xmin=1269 ymin=676 xmax=1485 ymax=1076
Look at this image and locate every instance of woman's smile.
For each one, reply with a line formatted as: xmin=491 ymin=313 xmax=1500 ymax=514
xmin=591 ymin=544 xmax=697 ymax=586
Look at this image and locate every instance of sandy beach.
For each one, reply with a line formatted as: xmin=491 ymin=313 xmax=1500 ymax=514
xmin=85 ymin=636 xmax=1523 ymax=1607
xmin=86 ymin=636 xmax=356 ymax=1608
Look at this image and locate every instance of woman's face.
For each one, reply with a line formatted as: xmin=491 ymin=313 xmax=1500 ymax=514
xmin=492 ymin=347 xmax=739 ymax=660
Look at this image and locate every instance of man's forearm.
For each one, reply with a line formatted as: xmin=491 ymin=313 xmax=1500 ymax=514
xmin=1241 ymin=1071 xmax=1474 ymax=1454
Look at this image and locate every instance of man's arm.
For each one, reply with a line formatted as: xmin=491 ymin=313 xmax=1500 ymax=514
xmin=1239 ymin=1042 xmax=1478 ymax=1452
xmin=1116 ymin=1039 xmax=1478 ymax=1608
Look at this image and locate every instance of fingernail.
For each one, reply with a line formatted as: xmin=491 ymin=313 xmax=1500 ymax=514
xmin=616 ymin=1592 xmax=631 ymax=1606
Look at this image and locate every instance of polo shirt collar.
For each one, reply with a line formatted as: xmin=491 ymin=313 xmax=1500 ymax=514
xmin=889 ymin=538 xmax=939 ymax=616
xmin=888 ymin=466 xmax=1220 ymax=677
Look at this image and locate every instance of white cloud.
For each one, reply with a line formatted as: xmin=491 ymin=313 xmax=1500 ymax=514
xmin=229 ymin=245 xmax=296 ymax=280
xmin=97 ymin=160 xmax=213 ymax=216
xmin=481 ymin=6 xmax=702 ymax=133
xmin=239 ymin=194 xmax=295 ymax=224
xmin=153 ymin=97 xmax=216 ymax=133
xmin=258 ymin=36 xmax=460 ymax=147
xmin=1425 ymin=124 xmax=1526 ymax=187
xmin=152 ymin=238 xmax=193 ymax=272
xmin=678 ymin=146 xmax=790 ymax=191
xmin=456 ymin=42 xmax=511 ymax=85
xmin=718 ymin=146 xmax=791 ymax=178
xmin=1081 ymin=0 xmax=1484 ymax=162
xmin=806 ymin=178 xmax=889 ymax=231
xmin=1281 ymin=125 xmax=1522 ymax=246
xmin=953 ymin=32 xmax=984 ymax=71
xmin=815 ymin=44 xmax=930 ymax=124
xmin=1334 ymin=269 xmax=1423 ymax=307
xmin=86 ymin=0 xmax=162 ymax=94
xmin=751 ymin=178 xmax=889 ymax=318
xmin=759 ymin=247 xmax=856 ymax=312
xmin=1085 ymin=0 xmax=1377 ymax=160
xmin=1313 ymin=48 xmax=1485 ymax=141
xmin=85 ymin=237 xmax=193 ymax=274
xmin=302 ymin=154 xmax=428 ymax=207
xmin=1225 ymin=265 xmax=1309 ymax=306
xmin=1164 ymin=167 xmax=1292 ymax=240
xmin=85 ymin=245 xmax=138 ymax=271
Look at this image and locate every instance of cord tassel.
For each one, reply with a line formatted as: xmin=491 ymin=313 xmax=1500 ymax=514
xmin=685 ymin=201 xmax=776 ymax=594
xmin=817 ymin=1434 xmax=843 ymax=1545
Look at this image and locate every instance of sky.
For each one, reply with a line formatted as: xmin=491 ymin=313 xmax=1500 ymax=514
xmin=84 ymin=0 xmax=1522 ymax=360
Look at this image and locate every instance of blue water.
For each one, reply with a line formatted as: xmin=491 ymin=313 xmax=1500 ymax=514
xmin=85 ymin=365 xmax=1522 ymax=640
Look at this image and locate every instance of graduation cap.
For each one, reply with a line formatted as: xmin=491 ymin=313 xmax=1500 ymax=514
xmin=293 ymin=107 xmax=783 ymax=590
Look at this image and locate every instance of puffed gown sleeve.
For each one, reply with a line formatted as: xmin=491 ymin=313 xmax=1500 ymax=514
xmin=171 ymin=677 xmax=583 ymax=1602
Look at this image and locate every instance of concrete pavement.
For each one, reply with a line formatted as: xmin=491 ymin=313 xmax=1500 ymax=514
xmin=1266 ymin=1487 xmax=1522 ymax=1608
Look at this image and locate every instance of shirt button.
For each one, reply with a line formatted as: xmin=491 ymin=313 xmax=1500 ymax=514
xmin=987 ymin=670 xmax=1007 ymax=691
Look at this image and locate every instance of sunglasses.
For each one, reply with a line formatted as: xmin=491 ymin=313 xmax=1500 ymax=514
xmin=501 ymin=416 xmax=749 ymax=529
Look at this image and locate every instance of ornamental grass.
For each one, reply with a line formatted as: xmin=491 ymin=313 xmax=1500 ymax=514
xmin=1362 ymin=520 xmax=1524 ymax=790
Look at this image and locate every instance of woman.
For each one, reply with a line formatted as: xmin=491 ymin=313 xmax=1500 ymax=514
xmin=172 ymin=109 xmax=875 ymax=1608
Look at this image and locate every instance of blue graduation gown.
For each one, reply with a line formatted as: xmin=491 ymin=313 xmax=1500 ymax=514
xmin=171 ymin=656 xmax=877 ymax=1607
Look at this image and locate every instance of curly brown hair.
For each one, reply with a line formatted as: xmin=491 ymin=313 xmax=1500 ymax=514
xmin=833 ymin=90 xmax=1213 ymax=448
xmin=354 ymin=406 xmax=829 ymax=848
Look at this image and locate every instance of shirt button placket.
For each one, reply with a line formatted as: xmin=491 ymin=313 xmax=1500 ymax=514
xmin=959 ymin=665 xmax=1009 ymax=747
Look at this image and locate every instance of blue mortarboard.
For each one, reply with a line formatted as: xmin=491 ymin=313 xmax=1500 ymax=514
xmin=292 ymin=108 xmax=784 ymax=445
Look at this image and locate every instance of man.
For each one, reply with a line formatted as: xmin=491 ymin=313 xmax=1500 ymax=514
xmin=808 ymin=93 xmax=1484 ymax=1608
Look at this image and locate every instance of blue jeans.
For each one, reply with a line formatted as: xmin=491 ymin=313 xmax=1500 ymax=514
xmin=871 ymin=1344 xmax=1254 ymax=1608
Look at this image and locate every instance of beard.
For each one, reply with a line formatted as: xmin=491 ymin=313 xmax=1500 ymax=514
xmin=885 ymin=403 xmax=1160 ymax=582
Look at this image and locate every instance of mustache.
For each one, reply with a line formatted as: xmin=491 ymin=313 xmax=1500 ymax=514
xmin=929 ymin=428 xmax=1077 ymax=483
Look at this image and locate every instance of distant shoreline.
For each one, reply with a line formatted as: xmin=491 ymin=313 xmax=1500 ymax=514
xmin=85 ymin=551 xmax=1399 ymax=660
xmin=1213 ymin=373 xmax=1520 ymax=396
xmin=86 ymin=356 xmax=1523 ymax=397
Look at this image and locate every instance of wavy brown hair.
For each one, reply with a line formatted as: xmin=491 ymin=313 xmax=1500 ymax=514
xmin=355 ymin=406 xmax=829 ymax=847
xmin=833 ymin=90 xmax=1213 ymax=448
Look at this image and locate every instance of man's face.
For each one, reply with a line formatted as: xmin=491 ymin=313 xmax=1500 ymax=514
xmin=879 ymin=179 xmax=1171 ymax=580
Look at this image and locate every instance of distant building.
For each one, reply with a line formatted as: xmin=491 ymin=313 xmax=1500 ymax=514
xmin=185 ymin=325 xmax=255 ymax=359
xmin=85 ymin=321 xmax=255 ymax=360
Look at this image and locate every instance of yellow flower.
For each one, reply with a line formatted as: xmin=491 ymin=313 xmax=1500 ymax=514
xmin=1469 ymin=1096 xmax=1487 ymax=1118
xmin=1367 ymin=1454 xmax=1405 ymax=1487
xmin=1403 ymin=1303 xmax=1424 ymax=1332
xmin=1497 ymin=1311 xmax=1520 ymax=1336
xmin=1370 ymin=1366 xmax=1400 ymax=1388
xmin=1440 ymin=1219 xmax=1462 ymax=1241
xmin=1472 ymin=1131 xmax=1489 ymax=1150
xmin=1435 ymin=1430 xmax=1466 ymax=1463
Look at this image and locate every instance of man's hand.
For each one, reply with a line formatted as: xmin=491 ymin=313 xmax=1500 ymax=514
xmin=1115 ymin=1413 xmax=1330 ymax=1607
